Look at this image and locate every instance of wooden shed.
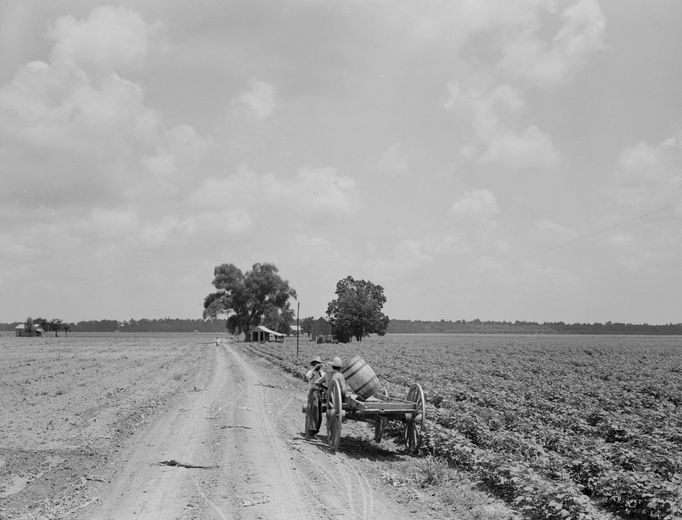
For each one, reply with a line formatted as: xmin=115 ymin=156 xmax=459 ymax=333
xmin=15 ymin=324 xmax=44 ymax=337
xmin=249 ymin=325 xmax=285 ymax=343
xmin=310 ymin=318 xmax=332 ymax=340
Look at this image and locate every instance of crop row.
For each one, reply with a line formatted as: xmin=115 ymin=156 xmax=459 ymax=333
xmin=239 ymin=335 xmax=682 ymax=520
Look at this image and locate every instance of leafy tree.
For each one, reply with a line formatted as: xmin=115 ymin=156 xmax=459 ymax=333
xmin=262 ymin=303 xmax=295 ymax=334
xmin=203 ymin=262 xmax=297 ymax=340
xmin=49 ymin=318 xmax=63 ymax=337
xmin=326 ymin=276 xmax=390 ymax=343
xmin=300 ymin=316 xmax=315 ymax=338
xmin=34 ymin=317 xmax=49 ymax=332
xmin=23 ymin=317 xmax=36 ymax=335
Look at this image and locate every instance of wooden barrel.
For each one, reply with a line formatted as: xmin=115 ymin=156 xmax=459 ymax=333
xmin=341 ymin=356 xmax=381 ymax=399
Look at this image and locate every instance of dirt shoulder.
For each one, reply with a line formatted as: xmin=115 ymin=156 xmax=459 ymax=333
xmin=84 ymin=341 xmax=517 ymax=520
xmin=0 ymin=336 xmax=212 ymax=519
xmin=2 ymin=337 xmax=517 ymax=519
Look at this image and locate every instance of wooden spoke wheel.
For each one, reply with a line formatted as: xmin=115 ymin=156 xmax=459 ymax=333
xmin=305 ymin=389 xmax=322 ymax=439
xmin=404 ymin=384 xmax=425 ymax=453
xmin=326 ymin=380 xmax=343 ymax=452
xmin=374 ymin=387 xmax=388 ymax=443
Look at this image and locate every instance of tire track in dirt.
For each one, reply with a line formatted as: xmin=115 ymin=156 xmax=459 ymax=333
xmin=83 ymin=341 xmax=419 ymax=520
xmin=85 ymin=345 xmax=222 ymax=519
xmin=227 ymin=344 xmax=396 ymax=520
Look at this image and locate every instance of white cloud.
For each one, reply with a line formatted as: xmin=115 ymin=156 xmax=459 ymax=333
xmin=450 ymin=189 xmax=500 ymax=224
xmin=609 ymin=134 xmax=682 ymax=210
xmin=48 ymin=6 xmax=153 ymax=73
xmin=444 ymin=82 xmax=557 ymax=169
xmin=478 ymin=126 xmax=559 ymax=169
xmin=0 ymin=6 xmax=209 ymax=208
xmin=441 ymin=0 xmax=604 ymax=170
xmin=395 ymin=239 xmax=432 ymax=269
xmin=185 ymin=209 xmax=254 ymax=238
xmin=608 ymin=232 xmax=635 ymax=248
xmin=238 ymin=79 xmax=276 ymax=119
xmin=445 ymin=82 xmax=525 ymax=140
xmin=536 ymin=220 xmax=579 ymax=239
xmin=189 ymin=165 xmax=357 ymax=221
xmin=73 ymin=207 xmax=139 ymax=242
xmin=378 ymin=142 xmax=409 ymax=175
xmin=618 ymin=141 xmax=665 ymax=176
xmin=495 ymin=0 xmax=606 ymax=88
xmin=291 ymin=167 xmax=357 ymax=218
xmin=362 ymin=238 xmax=434 ymax=282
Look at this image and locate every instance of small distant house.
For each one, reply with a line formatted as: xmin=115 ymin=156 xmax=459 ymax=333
xmin=289 ymin=325 xmax=301 ymax=336
xmin=249 ymin=325 xmax=285 ymax=343
xmin=310 ymin=318 xmax=332 ymax=341
xmin=15 ymin=324 xmax=43 ymax=337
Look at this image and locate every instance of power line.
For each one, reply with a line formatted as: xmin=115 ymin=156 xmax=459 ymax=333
xmin=437 ymin=197 xmax=682 ymax=291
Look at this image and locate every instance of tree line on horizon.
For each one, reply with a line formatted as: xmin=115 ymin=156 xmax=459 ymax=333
xmin=3 ymin=317 xmax=681 ymax=335
xmin=202 ymin=263 xmax=389 ymax=343
xmin=388 ymin=319 xmax=682 ymax=335
xmin=2 ymin=262 xmax=678 ymax=338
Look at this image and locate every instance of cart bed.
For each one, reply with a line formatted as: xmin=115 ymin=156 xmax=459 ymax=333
xmin=346 ymin=394 xmax=419 ymax=415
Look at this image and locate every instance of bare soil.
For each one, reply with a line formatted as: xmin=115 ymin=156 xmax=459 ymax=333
xmin=1 ymin=336 xmax=517 ymax=519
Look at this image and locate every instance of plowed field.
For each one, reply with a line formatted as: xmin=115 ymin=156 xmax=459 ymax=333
xmin=1 ymin=333 xmax=516 ymax=520
xmin=246 ymin=333 xmax=682 ymax=520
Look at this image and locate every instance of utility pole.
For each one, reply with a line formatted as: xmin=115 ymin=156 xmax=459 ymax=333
xmin=296 ymin=301 xmax=300 ymax=359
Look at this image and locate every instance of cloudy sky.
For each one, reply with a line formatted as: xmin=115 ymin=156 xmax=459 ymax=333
xmin=1 ymin=0 xmax=681 ymax=325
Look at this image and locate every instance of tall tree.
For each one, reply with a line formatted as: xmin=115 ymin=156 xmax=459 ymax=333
xmin=326 ymin=276 xmax=390 ymax=343
xmin=34 ymin=317 xmax=49 ymax=334
xmin=49 ymin=318 xmax=63 ymax=337
xmin=262 ymin=303 xmax=295 ymax=334
xmin=203 ymin=262 xmax=297 ymax=340
xmin=23 ymin=317 xmax=36 ymax=335
xmin=300 ymin=316 xmax=315 ymax=338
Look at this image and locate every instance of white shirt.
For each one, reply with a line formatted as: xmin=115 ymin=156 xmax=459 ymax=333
xmin=305 ymin=366 xmax=326 ymax=390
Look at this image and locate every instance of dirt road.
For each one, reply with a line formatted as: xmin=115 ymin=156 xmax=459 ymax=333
xmin=85 ymin=342 xmax=423 ymax=520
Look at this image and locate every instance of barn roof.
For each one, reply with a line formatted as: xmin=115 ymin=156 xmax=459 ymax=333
xmin=252 ymin=325 xmax=285 ymax=337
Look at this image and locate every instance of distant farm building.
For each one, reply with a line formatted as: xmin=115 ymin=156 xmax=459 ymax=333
xmin=15 ymin=324 xmax=44 ymax=337
xmin=289 ymin=325 xmax=301 ymax=336
xmin=310 ymin=318 xmax=333 ymax=343
xmin=249 ymin=325 xmax=285 ymax=343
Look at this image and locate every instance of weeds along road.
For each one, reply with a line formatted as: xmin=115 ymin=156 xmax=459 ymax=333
xmin=84 ymin=341 xmax=413 ymax=520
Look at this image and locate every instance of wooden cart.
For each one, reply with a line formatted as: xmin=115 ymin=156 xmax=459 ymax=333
xmin=304 ymin=380 xmax=426 ymax=453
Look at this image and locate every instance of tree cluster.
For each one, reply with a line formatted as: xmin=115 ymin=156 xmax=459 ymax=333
xmin=203 ymin=263 xmax=297 ymax=338
xmin=326 ymin=276 xmax=389 ymax=342
xmin=21 ymin=317 xmax=71 ymax=336
xmin=387 ymin=319 xmax=682 ymax=335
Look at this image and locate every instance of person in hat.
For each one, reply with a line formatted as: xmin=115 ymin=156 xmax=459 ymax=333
xmin=304 ymin=355 xmax=326 ymax=438
xmin=305 ymin=355 xmax=326 ymax=391
xmin=324 ymin=356 xmax=348 ymax=400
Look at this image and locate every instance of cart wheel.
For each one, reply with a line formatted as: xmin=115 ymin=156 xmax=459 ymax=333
xmin=404 ymin=384 xmax=425 ymax=454
xmin=305 ymin=389 xmax=321 ymax=439
xmin=374 ymin=387 xmax=388 ymax=443
xmin=326 ymin=380 xmax=343 ymax=452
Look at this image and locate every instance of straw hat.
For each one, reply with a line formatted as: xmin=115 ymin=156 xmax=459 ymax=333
xmin=310 ymin=355 xmax=322 ymax=366
xmin=331 ymin=356 xmax=343 ymax=368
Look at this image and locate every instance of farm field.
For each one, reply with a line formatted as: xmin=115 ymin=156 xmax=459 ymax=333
xmin=246 ymin=333 xmax=682 ymax=520
xmin=1 ymin=332 xmax=518 ymax=520
xmin=0 ymin=333 xmax=211 ymax=518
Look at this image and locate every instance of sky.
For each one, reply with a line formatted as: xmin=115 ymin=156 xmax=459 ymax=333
xmin=1 ymin=0 xmax=681 ymax=325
